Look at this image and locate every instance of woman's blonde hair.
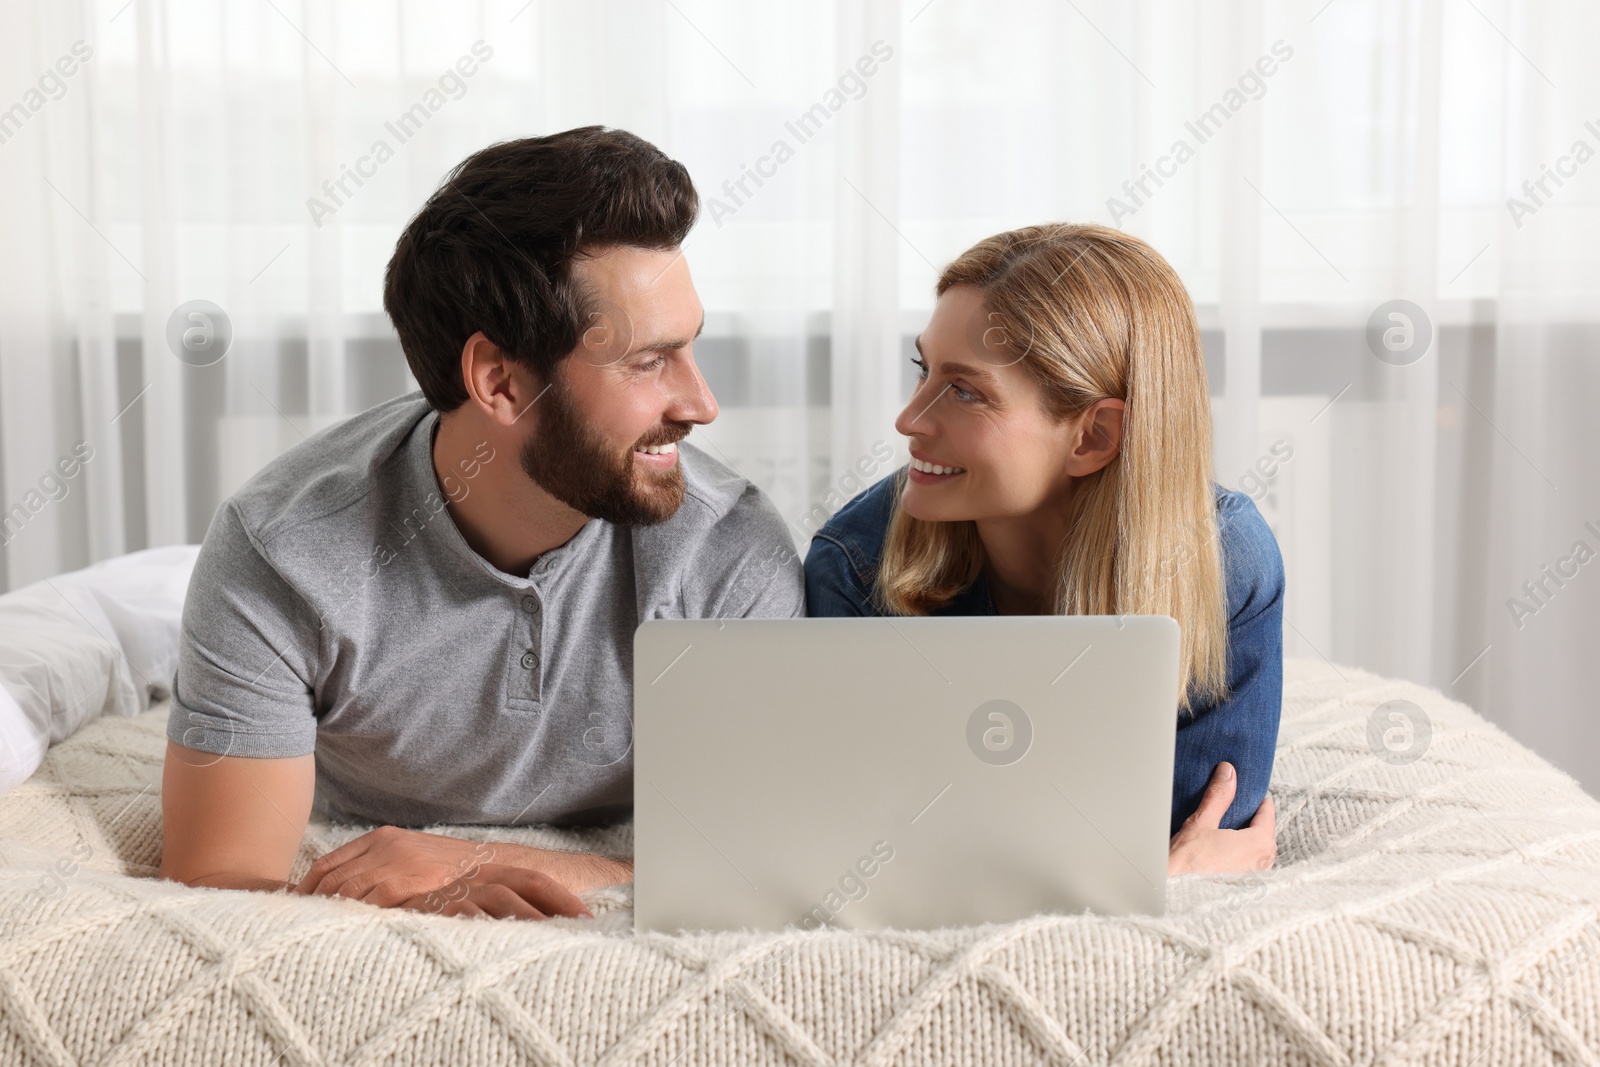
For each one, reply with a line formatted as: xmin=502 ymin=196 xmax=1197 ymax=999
xmin=874 ymin=222 xmax=1229 ymax=713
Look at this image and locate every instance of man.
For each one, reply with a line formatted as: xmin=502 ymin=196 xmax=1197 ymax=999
xmin=159 ymin=127 xmax=805 ymax=921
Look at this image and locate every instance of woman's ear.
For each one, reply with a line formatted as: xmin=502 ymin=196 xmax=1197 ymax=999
xmin=1067 ymin=398 xmax=1126 ymax=475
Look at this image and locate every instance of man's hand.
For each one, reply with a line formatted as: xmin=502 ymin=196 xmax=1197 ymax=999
xmin=290 ymin=827 xmax=595 ymax=919
xmin=397 ymin=863 xmax=593 ymax=921
xmin=1167 ymin=762 xmax=1276 ymax=876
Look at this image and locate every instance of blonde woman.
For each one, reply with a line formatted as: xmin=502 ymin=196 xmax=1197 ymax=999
xmin=804 ymin=223 xmax=1282 ymax=876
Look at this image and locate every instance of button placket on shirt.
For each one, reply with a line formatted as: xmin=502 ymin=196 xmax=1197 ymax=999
xmin=518 ymin=589 xmax=542 ymax=688
xmin=502 ymin=548 xmax=563 ymax=713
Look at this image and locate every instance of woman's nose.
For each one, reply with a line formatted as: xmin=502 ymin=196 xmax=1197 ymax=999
xmin=893 ymin=402 xmax=917 ymax=439
xmin=894 ymin=382 xmax=939 ymax=439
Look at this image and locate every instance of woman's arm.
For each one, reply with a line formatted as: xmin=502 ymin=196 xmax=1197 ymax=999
xmin=1168 ymin=761 xmax=1276 ymax=875
xmin=1170 ymin=495 xmax=1286 ymax=835
xmin=802 ymin=534 xmax=877 ymax=616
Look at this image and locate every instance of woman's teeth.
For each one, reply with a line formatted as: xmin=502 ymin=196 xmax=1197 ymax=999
xmin=911 ymin=456 xmax=965 ymax=475
xmin=636 ymin=442 xmax=677 ymax=456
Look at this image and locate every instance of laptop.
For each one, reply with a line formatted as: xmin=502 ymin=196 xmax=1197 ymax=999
xmin=632 ymin=615 xmax=1179 ymax=934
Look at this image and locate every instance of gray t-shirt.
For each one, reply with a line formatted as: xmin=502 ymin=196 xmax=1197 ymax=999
xmin=168 ymin=391 xmax=805 ymax=827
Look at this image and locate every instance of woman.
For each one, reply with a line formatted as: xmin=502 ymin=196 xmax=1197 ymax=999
xmin=804 ymin=223 xmax=1282 ymax=876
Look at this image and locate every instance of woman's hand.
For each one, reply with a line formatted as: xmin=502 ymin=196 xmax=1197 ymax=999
xmin=1167 ymin=762 xmax=1276 ymax=876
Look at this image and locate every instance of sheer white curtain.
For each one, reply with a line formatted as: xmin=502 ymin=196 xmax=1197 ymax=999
xmin=1 ymin=0 xmax=1596 ymax=790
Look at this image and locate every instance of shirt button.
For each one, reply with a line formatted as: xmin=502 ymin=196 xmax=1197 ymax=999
xmin=520 ymin=651 xmax=538 ymax=669
xmin=521 ymin=595 xmax=538 ymax=613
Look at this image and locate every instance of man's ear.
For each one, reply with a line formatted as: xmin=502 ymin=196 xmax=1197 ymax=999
xmin=459 ymin=331 xmax=547 ymax=427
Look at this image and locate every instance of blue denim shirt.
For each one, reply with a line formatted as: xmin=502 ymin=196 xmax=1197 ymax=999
xmin=803 ymin=468 xmax=1285 ymax=837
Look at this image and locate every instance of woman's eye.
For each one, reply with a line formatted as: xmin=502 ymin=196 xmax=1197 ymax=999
xmin=910 ymin=356 xmax=979 ymax=403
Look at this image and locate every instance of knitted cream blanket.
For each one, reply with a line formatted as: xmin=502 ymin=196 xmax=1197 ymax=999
xmin=1 ymin=658 xmax=1597 ymax=1066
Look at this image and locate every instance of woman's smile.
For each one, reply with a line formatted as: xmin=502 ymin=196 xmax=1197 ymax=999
xmin=908 ymin=448 xmax=966 ymax=483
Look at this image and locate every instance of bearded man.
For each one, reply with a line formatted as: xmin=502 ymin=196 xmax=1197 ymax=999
xmin=158 ymin=127 xmax=804 ymax=921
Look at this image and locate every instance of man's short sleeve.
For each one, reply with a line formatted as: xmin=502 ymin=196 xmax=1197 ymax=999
xmin=679 ymin=484 xmax=806 ymax=620
xmin=166 ymin=501 xmax=321 ymax=759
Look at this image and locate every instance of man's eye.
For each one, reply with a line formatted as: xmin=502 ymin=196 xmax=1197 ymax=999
xmin=639 ymin=353 xmax=667 ymax=371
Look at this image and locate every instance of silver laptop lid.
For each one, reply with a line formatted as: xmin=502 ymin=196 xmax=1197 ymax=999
xmin=633 ymin=616 xmax=1179 ymax=934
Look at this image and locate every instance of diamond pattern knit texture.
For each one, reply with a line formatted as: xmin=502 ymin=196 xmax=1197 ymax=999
xmin=1 ymin=657 xmax=1597 ymax=1066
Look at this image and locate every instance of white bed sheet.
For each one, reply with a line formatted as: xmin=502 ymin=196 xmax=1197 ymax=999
xmin=0 ymin=545 xmax=198 ymax=796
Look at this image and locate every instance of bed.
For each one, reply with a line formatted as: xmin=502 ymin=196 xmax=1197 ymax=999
xmin=3 ymin=652 xmax=1598 ymax=1066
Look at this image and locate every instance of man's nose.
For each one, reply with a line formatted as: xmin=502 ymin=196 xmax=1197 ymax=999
xmin=669 ymin=353 xmax=719 ymax=425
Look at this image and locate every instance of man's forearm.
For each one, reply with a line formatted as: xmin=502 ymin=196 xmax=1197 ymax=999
xmin=176 ymin=872 xmax=291 ymax=893
xmin=489 ymin=842 xmax=633 ymax=894
xmin=164 ymin=841 xmax=633 ymax=900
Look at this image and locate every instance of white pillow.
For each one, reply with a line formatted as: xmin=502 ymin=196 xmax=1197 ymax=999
xmin=0 ymin=545 xmax=199 ymax=794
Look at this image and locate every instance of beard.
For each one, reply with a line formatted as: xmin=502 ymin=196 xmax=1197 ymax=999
xmin=518 ymin=378 xmax=691 ymax=526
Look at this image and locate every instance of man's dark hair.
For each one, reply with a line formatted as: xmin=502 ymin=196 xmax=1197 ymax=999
xmin=383 ymin=126 xmax=699 ymax=411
